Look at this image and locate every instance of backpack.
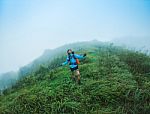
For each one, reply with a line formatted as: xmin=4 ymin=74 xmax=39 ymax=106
xmin=68 ymin=53 xmax=80 ymax=65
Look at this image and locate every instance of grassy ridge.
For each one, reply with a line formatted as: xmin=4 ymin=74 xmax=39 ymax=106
xmin=0 ymin=45 xmax=150 ymax=114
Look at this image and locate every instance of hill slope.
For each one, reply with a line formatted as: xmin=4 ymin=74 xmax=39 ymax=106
xmin=0 ymin=43 xmax=150 ymax=114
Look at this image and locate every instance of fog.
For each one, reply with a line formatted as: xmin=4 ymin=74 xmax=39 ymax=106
xmin=0 ymin=0 xmax=150 ymax=74
xmin=112 ymin=36 xmax=150 ymax=52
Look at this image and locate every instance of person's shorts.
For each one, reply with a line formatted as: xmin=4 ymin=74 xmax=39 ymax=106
xmin=70 ymin=66 xmax=78 ymax=72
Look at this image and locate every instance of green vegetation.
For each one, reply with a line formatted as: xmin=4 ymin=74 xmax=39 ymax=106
xmin=0 ymin=42 xmax=150 ymax=114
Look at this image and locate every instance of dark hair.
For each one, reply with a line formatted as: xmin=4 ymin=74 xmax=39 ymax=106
xmin=67 ymin=49 xmax=72 ymax=53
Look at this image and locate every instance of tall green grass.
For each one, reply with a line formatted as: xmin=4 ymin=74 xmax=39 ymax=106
xmin=0 ymin=45 xmax=149 ymax=114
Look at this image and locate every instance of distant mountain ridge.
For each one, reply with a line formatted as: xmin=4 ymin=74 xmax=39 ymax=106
xmin=0 ymin=71 xmax=18 ymax=90
xmin=112 ymin=36 xmax=150 ymax=52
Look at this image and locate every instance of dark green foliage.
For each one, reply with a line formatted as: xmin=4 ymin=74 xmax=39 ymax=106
xmin=0 ymin=43 xmax=150 ymax=114
xmin=118 ymin=50 xmax=150 ymax=75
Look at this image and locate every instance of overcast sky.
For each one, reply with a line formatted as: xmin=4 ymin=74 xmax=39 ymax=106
xmin=0 ymin=0 xmax=150 ymax=74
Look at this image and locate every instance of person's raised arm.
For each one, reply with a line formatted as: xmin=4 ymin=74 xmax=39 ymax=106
xmin=61 ymin=57 xmax=69 ymax=66
xmin=74 ymin=53 xmax=86 ymax=59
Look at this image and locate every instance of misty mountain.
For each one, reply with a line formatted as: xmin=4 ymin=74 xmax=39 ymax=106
xmin=0 ymin=71 xmax=18 ymax=90
xmin=112 ymin=36 xmax=150 ymax=53
xmin=0 ymin=40 xmax=104 ymax=90
xmin=1 ymin=39 xmax=149 ymax=91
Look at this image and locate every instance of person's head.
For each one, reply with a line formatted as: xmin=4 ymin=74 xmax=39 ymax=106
xmin=67 ymin=49 xmax=72 ymax=55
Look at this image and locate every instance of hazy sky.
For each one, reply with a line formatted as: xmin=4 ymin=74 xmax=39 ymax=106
xmin=0 ymin=0 xmax=150 ymax=74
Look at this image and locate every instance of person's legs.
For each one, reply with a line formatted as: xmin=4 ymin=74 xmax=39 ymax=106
xmin=71 ymin=71 xmax=76 ymax=82
xmin=75 ymin=69 xmax=81 ymax=84
xmin=70 ymin=66 xmax=81 ymax=84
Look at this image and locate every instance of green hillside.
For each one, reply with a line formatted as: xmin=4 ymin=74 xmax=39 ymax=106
xmin=0 ymin=43 xmax=150 ymax=114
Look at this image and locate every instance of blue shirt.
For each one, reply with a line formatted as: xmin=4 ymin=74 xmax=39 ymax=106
xmin=62 ymin=54 xmax=84 ymax=68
